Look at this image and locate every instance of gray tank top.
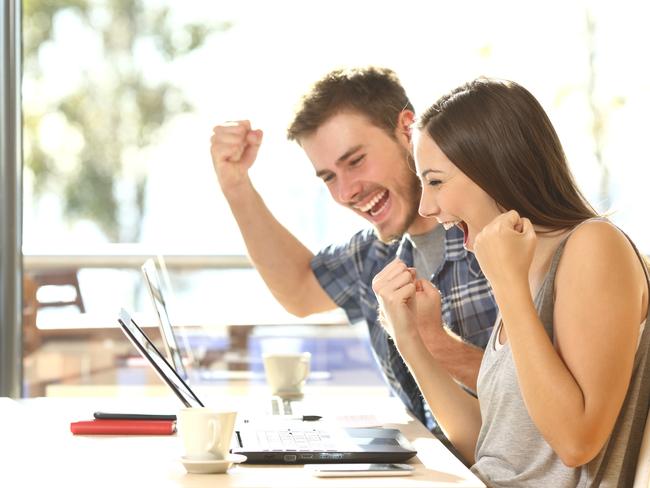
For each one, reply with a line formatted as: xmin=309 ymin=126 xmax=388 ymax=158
xmin=471 ymin=220 xmax=650 ymax=487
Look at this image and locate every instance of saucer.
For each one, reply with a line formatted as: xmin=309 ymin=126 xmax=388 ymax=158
xmin=274 ymin=390 xmax=304 ymax=400
xmin=180 ymin=453 xmax=247 ymax=474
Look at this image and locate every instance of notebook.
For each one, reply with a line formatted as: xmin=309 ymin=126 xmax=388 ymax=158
xmin=117 ymin=309 xmax=417 ymax=464
xmin=70 ymin=419 xmax=175 ymax=436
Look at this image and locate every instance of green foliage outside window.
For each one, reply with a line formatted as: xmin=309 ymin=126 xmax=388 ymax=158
xmin=23 ymin=0 xmax=231 ymax=242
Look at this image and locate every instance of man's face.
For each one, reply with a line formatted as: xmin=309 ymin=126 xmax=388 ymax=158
xmin=300 ymin=112 xmax=422 ymax=243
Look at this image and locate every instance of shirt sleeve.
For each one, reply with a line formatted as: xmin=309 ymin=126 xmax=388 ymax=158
xmin=310 ymin=229 xmax=375 ymax=324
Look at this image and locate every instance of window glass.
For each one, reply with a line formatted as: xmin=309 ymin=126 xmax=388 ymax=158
xmin=23 ymin=0 xmax=650 ymax=255
xmin=21 ymin=0 xmax=650 ymax=396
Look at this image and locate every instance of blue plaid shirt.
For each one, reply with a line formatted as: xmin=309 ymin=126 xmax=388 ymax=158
xmin=311 ymin=225 xmax=497 ymax=429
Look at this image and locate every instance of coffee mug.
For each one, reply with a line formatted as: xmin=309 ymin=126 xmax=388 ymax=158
xmin=262 ymin=352 xmax=311 ymax=398
xmin=177 ymin=407 xmax=237 ymax=461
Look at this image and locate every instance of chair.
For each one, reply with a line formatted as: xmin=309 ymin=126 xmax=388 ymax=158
xmin=29 ymin=269 xmax=85 ymax=312
xmin=633 ymin=412 xmax=650 ymax=488
xmin=22 ymin=269 xmax=85 ymax=356
xmin=23 ymin=274 xmax=41 ymax=355
xmin=637 ymin=255 xmax=650 ymax=487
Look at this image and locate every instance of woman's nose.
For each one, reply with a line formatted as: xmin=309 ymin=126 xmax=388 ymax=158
xmin=419 ymin=197 xmax=440 ymax=218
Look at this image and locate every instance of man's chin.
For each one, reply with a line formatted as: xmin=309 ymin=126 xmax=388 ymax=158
xmin=373 ymin=225 xmax=405 ymax=245
xmin=373 ymin=211 xmax=420 ymax=244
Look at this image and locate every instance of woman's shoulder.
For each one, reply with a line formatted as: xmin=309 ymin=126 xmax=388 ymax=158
xmin=564 ymin=219 xmax=633 ymax=259
xmin=560 ymin=219 xmax=645 ymax=284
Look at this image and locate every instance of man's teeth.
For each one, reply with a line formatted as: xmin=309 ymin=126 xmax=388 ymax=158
xmin=357 ymin=190 xmax=387 ymax=213
xmin=442 ymin=221 xmax=461 ymax=230
xmin=370 ymin=197 xmax=389 ymax=217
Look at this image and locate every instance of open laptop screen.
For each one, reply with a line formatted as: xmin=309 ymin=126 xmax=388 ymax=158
xmin=117 ymin=308 xmax=202 ymax=408
xmin=141 ymin=259 xmax=187 ymax=378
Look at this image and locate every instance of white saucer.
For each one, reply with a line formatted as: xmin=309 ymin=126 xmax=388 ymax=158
xmin=180 ymin=454 xmax=247 ymax=474
xmin=274 ymin=390 xmax=304 ymax=400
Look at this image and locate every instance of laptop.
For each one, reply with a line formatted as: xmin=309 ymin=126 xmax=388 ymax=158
xmin=140 ymin=258 xmax=327 ymax=415
xmin=117 ymin=308 xmax=417 ymax=464
xmin=140 ymin=258 xmax=192 ymax=378
xmin=141 ymin=258 xmax=293 ymax=415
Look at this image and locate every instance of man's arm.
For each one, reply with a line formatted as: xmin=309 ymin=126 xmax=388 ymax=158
xmin=418 ymin=326 xmax=483 ymax=392
xmin=210 ymin=120 xmax=337 ymax=317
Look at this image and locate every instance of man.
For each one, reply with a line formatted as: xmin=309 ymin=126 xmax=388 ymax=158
xmin=209 ymin=66 xmax=497 ymax=431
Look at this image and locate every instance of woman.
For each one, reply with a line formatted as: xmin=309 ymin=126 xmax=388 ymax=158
xmin=372 ymin=78 xmax=649 ymax=487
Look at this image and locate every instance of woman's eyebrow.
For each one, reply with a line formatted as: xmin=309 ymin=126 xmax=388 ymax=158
xmin=421 ymin=168 xmax=444 ymax=178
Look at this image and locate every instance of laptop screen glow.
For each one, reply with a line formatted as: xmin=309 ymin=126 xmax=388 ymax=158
xmin=141 ymin=258 xmax=187 ymax=378
xmin=117 ymin=308 xmax=202 ymax=408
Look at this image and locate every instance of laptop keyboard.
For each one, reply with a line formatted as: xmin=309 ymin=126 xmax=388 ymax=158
xmin=256 ymin=429 xmax=336 ymax=451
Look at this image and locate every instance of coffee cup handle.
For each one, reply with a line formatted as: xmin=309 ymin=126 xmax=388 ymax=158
xmin=300 ymin=357 xmax=310 ymax=381
xmin=207 ymin=419 xmax=220 ymax=453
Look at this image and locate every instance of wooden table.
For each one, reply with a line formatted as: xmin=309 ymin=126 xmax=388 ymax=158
xmin=0 ymin=386 xmax=485 ymax=487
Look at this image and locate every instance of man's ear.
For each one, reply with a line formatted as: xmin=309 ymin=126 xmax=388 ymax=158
xmin=396 ymin=110 xmax=416 ymax=145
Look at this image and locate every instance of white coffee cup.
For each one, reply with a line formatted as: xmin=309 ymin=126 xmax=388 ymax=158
xmin=177 ymin=407 xmax=237 ymax=461
xmin=262 ymin=352 xmax=311 ymax=398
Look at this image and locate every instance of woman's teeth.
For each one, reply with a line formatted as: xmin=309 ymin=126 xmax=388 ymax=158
xmin=441 ymin=220 xmax=461 ymax=230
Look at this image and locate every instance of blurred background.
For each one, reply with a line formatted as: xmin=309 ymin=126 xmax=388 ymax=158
xmin=18 ymin=0 xmax=650 ymax=396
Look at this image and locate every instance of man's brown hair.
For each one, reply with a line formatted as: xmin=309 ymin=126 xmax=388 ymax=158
xmin=287 ymin=66 xmax=413 ymax=143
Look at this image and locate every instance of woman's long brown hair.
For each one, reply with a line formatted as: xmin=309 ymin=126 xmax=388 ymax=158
xmin=418 ymin=78 xmax=597 ymax=230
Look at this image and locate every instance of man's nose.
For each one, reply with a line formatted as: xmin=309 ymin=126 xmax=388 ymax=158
xmin=338 ymin=177 xmax=362 ymax=203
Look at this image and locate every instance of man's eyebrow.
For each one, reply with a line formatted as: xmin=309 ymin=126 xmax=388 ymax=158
xmin=315 ymin=169 xmax=332 ymax=179
xmin=336 ymin=144 xmax=364 ymax=164
xmin=421 ymin=168 xmax=444 ymax=178
xmin=315 ymin=144 xmax=365 ymax=179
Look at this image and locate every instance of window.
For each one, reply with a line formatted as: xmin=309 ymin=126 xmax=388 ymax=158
xmin=20 ymin=0 xmax=650 ymax=396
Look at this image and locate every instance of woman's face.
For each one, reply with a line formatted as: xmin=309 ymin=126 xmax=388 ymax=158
xmin=414 ymin=130 xmax=502 ymax=250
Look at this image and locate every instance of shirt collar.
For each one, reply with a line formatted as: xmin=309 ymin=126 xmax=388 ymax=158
xmin=442 ymin=225 xmax=469 ymax=262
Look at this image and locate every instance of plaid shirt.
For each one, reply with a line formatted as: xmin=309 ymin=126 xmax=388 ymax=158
xmin=311 ymin=225 xmax=497 ymax=429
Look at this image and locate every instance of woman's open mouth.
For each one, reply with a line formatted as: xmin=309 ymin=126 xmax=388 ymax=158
xmin=442 ymin=220 xmax=469 ymax=245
